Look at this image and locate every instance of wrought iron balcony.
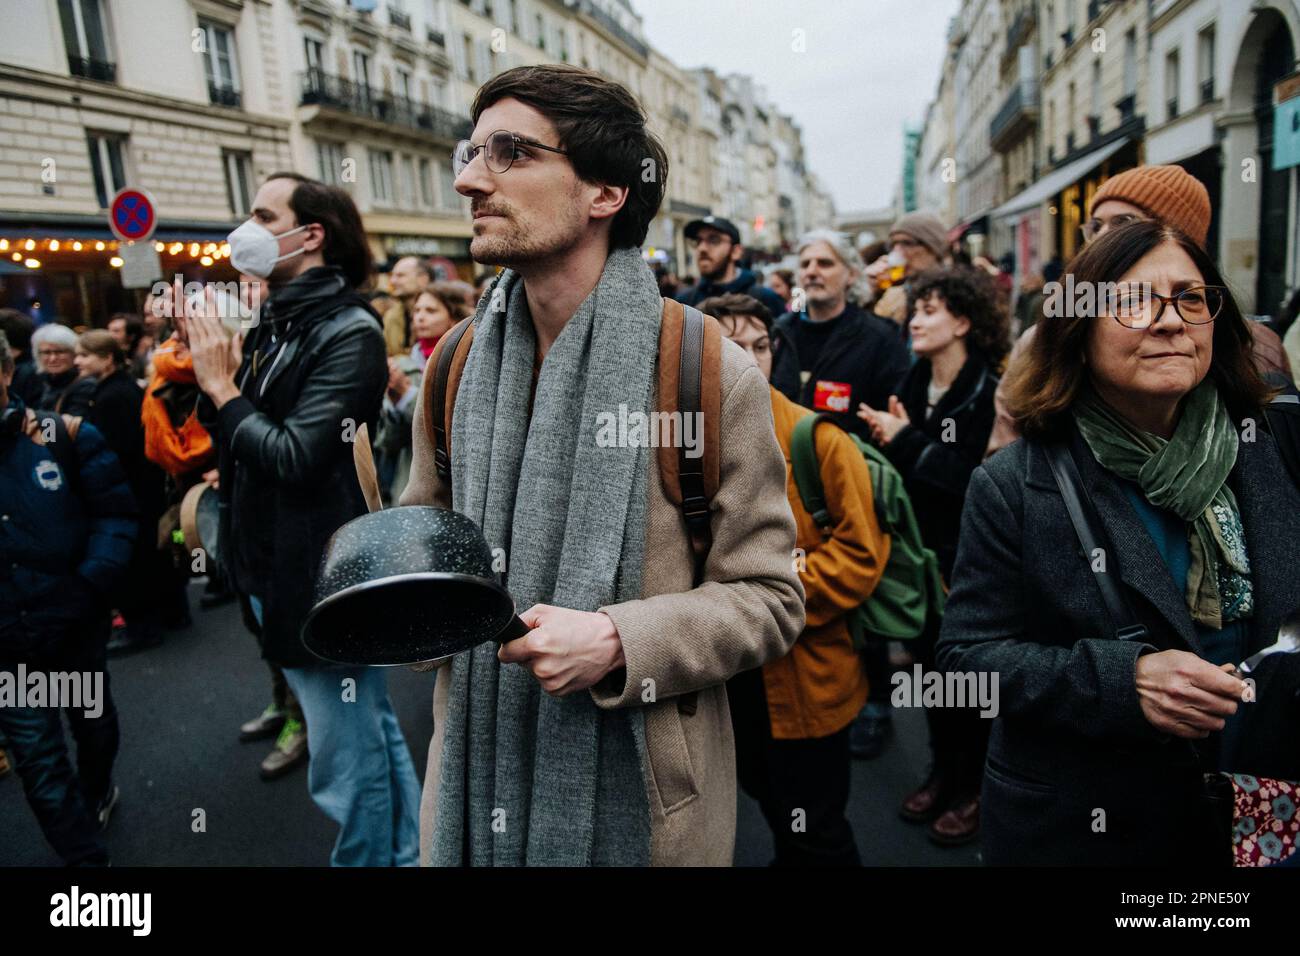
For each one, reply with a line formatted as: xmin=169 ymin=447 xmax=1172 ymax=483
xmin=1200 ymin=78 xmax=1215 ymax=104
xmin=390 ymin=8 xmax=411 ymax=31
xmin=299 ymin=70 xmax=472 ymax=140
xmin=427 ymin=27 xmax=446 ymax=46
xmin=989 ymin=79 xmax=1039 ymax=152
xmin=67 ymin=55 xmax=116 ymax=82
xmin=1115 ymin=93 xmax=1136 ymax=124
xmin=1005 ymin=6 xmax=1036 ymax=51
xmin=208 ymin=82 xmax=242 ymax=108
xmin=572 ymin=0 xmax=648 ymax=59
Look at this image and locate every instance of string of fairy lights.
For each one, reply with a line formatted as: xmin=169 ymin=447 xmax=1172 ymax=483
xmin=0 ymin=237 xmax=233 ymax=270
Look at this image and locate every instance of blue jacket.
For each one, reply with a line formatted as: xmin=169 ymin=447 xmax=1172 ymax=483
xmin=675 ymin=267 xmax=788 ymax=320
xmin=0 ymin=397 xmax=138 ymax=635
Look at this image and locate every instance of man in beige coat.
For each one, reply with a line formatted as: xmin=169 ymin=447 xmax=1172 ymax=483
xmin=401 ymin=65 xmax=804 ymax=866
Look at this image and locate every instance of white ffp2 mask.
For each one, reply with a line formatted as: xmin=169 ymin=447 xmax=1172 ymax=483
xmin=227 ymin=220 xmax=309 ymax=279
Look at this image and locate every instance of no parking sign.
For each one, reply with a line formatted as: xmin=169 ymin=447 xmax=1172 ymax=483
xmin=108 ymin=187 xmax=157 ymax=242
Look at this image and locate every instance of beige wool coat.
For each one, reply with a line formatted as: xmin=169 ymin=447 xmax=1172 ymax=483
xmin=400 ymin=336 xmax=805 ymax=866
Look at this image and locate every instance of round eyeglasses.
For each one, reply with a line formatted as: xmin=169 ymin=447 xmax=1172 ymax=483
xmin=1107 ymin=284 xmax=1226 ymax=330
xmin=452 ymin=130 xmax=568 ymax=177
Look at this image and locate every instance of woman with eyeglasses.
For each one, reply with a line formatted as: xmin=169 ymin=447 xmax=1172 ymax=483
xmin=937 ymin=220 xmax=1300 ymax=865
xmin=31 ymin=323 xmax=84 ymax=412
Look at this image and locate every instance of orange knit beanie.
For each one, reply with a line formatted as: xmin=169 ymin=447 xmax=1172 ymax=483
xmin=1090 ymin=164 xmax=1212 ymax=247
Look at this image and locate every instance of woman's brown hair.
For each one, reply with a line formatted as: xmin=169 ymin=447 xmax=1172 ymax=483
xmin=1004 ymin=220 xmax=1273 ymax=439
xmin=417 ymin=282 xmax=473 ymax=323
xmin=78 ymin=328 xmax=125 ymax=369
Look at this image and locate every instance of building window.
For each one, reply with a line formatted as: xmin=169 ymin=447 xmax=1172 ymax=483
xmin=223 ymin=150 xmax=254 ymax=216
xmin=353 ymin=50 xmax=373 ymax=97
xmin=86 ymin=132 xmax=126 ymax=209
xmin=535 ymin=12 xmax=545 ymax=50
xmin=400 ymin=154 xmax=418 ymax=206
xmin=200 ymin=20 xmax=241 ymax=107
xmin=317 ymin=140 xmax=345 ymax=186
xmin=419 ymin=158 xmax=435 ymax=207
xmin=1166 ymin=49 xmax=1180 ymax=119
xmin=1122 ymin=29 xmax=1137 ymax=97
xmin=439 ymin=159 xmax=460 ymax=210
xmin=305 ymin=37 xmax=325 ymax=81
xmin=396 ymin=67 xmax=413 ymax=103
xmin=1088 ymin=58 xmax=1100 ymax=110
xmin=58 ymin=0 xmax=115 ymax=81
xmin=462 ymin=33 xmax=475 ymax=81
xmin=1198 ymin=25 xmax=1216 ymax=103
xmin=369 ymin=149 xmax=395 ymax=205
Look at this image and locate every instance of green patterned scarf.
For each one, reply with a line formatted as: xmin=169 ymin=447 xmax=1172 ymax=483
xmin=1074 ymin=380 xmax=1253 ymax=630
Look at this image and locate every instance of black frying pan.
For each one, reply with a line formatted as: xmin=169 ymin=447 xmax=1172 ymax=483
xmin=300 ymin=506 xmax=529 ymax=666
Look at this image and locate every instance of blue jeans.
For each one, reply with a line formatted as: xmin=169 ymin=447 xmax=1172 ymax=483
xmin=250 ymin=596 xmax=420 ymax=867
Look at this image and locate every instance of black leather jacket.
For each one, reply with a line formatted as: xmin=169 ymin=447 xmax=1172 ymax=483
xmin=199 ymin=266 xmax=386 ymax=667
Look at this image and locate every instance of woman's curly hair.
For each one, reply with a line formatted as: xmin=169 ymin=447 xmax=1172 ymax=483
xmin=907 ymin=265 xmax=1011 ymax=366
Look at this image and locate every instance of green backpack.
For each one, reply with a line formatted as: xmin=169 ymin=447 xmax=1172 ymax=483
xmin=789 ymin=413 xmax=946 ymax=649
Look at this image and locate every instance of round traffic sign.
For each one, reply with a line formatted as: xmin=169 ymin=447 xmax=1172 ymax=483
xmin=109 ymin=188 xmax=157 ymax=242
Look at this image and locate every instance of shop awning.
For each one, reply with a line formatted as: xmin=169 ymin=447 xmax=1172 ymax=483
xmin=0 ymin=212 xmax=238 ymax=242
xmin=991 ymin=138 xmax=1131 ymax=220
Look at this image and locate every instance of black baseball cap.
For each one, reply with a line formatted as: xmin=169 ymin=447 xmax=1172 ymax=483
xmin=684 ymin=216 xmax=741 ymax=244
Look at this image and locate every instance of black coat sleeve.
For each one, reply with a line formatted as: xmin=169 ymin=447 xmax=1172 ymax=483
xmin=935 ymin=463 xmax=1164 ymax=742
xmin=216 ymin=318 xmax=386 ymax=489
xmin=883 ymin=397 xmax=993 ymax=501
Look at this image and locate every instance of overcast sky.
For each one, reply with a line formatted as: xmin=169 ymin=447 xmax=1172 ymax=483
xmin=636 ymin=0 xmax=961 ymax=216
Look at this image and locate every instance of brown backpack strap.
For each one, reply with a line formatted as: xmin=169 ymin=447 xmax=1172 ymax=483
xmin=424 ymin=316 xmax=475 ymax=485
xmin=425 ymin=300 xmax=723 ymax=589
xmin=656 ymin=297 xmax=722 ymax=585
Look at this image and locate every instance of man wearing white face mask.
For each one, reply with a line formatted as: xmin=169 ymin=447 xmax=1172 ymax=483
xmin=181 ymin=171 xmax=422 ymax=866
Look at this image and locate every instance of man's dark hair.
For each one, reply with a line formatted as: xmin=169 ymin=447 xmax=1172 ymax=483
xmin=471 ymin=65 xmax=668 ymax=249
xmin=0 ymin=308 xmax=34 ymax=357
xmin=697 ymin=293 xmax=773 ymax=333
xmin=907 ymin=266 xmax=1010 ymax=366
xmin=265 ymin=171 xmax=375 ymax=289
xmin=108 ymin=312 xmax=143 ymax=348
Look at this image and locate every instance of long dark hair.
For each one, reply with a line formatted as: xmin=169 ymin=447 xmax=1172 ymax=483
xmin=265 ymin=171 xmax=374 ymax=290
xmin=471 ymin=65 xmax=668 ymax=250
xmin=1005 ymin=220 xmax=1273 ymax=439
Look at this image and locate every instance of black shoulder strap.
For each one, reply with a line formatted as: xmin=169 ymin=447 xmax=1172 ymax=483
xmin=1044 ymin=440 xmax=1150 ymax=642
xmin=677 ymin=304 xmax=710 ymax=585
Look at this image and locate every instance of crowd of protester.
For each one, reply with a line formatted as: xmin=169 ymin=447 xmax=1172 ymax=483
xmin=3 ymin=63 xmax=1299 ymax=869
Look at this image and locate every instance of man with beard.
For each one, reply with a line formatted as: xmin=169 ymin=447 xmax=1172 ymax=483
xmin=184 ymin=172 xmax=421 ymax=865
xmin=675 ymin=215 xmax=787 ymax=320
xmin=381 ymin=256 xmax=433 ymax=357
xmin=402 ymin=65 xmax=804 ymax=866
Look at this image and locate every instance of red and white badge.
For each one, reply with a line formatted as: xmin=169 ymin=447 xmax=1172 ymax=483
xmin=813 ymin=380 xmax=852 ymax=413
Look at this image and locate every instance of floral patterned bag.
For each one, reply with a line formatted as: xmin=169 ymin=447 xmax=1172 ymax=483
xmin=1230 ymin=774 xmax=1300 ymax=867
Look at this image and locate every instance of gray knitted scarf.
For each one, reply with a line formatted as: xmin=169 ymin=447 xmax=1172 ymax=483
xmin=429 ymin=246 xmax=662 ymax=866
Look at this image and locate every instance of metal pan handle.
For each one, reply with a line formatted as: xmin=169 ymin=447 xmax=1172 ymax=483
xmin=496 ymin=615 xmax=531 ymax=642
